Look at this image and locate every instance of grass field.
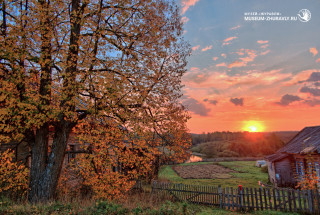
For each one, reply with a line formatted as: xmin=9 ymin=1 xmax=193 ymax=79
xmin=0 ymin=196 xmax=298 ymax=215
xmin=158 ymin=161 xmax=269 ymax=188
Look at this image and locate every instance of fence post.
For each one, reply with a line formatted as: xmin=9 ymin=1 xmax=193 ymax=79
xmin=151 ymin=180 xmax=155 ymax=194
xmin=219 ymin=185 xmax=222 ymax=208
xmin=308 ymin=190 xmax=313 ymax=214
xmin=240 ymin=188 xmax=243 ymax=211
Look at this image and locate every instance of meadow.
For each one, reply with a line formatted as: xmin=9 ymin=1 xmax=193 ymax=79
xmin=0 ymin=194 xmax=298 ymax=215
xmin=158 ymin=161 xmax=269 ymax=188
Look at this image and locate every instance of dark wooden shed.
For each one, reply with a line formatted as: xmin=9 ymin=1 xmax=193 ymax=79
xmin=266 ymin=126 xmax=320 ymax=187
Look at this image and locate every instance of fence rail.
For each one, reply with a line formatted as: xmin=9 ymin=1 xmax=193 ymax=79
xmin=152 ymin=181 xmax=320 ymax=214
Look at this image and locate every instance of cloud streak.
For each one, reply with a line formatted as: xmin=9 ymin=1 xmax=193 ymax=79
xmin=182 ymin=96 xmax=210 ymax=116
xmin=216 ymin=62 xmax=227 ymax=67
xmin=181 ymin=0 xmax=200 ymax=14
xmin=223 ymin=36 xmax=237 ymax=46
xmin=257 ymin=40 xmax=269 ymax=44
xmin=181 ymin=16 xmax=190 ymax=24
xmin=202 ymin=45 xmax=213 ymax=52
xmin=192 ymin=45 xmax=200 ymax=51
xmin=276 ymin=94 xmax=301 ymax=106
xmin=230 ymin=25 xmax=240 ymax=30
xmin=300 ymin=86 xmax=320 ymax=96
xmin=230 ymin=97 xmax=244 ymax=106
xmin=204 ymin=98 xmax=218 ymax=105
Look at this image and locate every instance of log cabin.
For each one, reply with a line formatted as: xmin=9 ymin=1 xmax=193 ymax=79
xmin=266 ymin=126 xmax=320 ymax=187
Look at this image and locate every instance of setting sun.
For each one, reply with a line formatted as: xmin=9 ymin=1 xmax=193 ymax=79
xmin=243 ymin=121 xmax=265 ymax=132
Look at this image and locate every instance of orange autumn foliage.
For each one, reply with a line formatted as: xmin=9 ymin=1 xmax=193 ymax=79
xmin=1 ymin=0 xmax=191 ymax=202
xmin=57 ymin=113 xmax=191 ymax=200
xmin=0 ymin=150 xmax=29 ymax=198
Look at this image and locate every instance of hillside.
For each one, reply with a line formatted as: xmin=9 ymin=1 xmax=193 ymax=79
xmin=190 ymin=131 xmax=298 ymax=158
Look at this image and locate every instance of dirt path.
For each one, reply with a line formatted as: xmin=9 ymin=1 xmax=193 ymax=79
xmin=173 ymin=164 xmax=238 ymax=179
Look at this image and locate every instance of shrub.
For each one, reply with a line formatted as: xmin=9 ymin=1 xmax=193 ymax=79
xmin=261 ymin=165 xmax=268 ymax=173
xmin=86 ymin=201 xmax=129 ymax=215
xmin=0 ymin=149 xmax=29 ymax=200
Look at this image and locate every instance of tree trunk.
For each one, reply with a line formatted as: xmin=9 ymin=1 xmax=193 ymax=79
xmin=28 ymin=0 xmax=82 ymax=203
xmin=28 ymin=122 xmax=73 ymax=203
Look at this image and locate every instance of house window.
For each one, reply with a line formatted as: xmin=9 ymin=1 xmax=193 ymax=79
xmin=308 ymin=162 xmax=313 ymax=174
xmin=296 ymin=161 xmax=304 ymax=176
xmin=300 ymin=161 xmax=304 ymax=176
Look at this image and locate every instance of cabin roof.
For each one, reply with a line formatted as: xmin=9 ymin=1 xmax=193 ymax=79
xmin=277 ymin=125 xmax=320 ymax=154
xmin=265 ymin=153 xmax=289 ymax=162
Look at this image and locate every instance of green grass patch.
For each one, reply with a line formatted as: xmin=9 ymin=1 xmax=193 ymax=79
xmin=158 ymin=161 xmax=269 ymax=188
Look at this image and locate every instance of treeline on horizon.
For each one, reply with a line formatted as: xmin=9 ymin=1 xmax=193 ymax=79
xmin=190 ymin=131 xmax=298 ymax=158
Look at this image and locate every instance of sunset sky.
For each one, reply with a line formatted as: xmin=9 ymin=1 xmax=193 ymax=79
xmin=179 ymin=0 xmax=320 ymax=133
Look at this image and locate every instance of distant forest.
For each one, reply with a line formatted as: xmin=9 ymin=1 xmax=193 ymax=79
xmin=190 ymin=131 xmax=298 ymax=158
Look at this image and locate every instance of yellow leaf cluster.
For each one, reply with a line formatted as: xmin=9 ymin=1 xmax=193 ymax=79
xmin=0 ymin=150 xmax=29 ymax=197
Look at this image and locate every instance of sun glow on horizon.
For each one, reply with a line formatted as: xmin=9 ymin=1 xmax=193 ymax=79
xmin=242 ymin=121 xmax=265 ymax=132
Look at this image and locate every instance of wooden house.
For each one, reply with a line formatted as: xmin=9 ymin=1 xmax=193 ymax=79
xmin=266 ymin=126 xmax=320 ymax=187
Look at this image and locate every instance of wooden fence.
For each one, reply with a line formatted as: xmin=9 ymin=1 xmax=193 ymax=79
xmin=152 ymin=181 xmax=320 ymax=214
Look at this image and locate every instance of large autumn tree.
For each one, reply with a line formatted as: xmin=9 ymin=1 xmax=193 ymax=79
xmin=0 ymin=0 xmax=191 ymax=203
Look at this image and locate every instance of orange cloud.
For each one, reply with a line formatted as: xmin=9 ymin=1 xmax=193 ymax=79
xmin=192 ymin=45 xmax=200 ymax=51
xmin=230 ymin=25 xmax=240 ymax=30
xmin=181 ymin=0 xmax=200 ymax=14
xmin=221 ymin=53 xmax=227 ymax=58
xmin=216 ymin=62 xmax=227 ymax=67
xmin=257 ymin=40 xmax=269 ymax=44
xmin=235 ymin=50 xmax=244 ymax=56
xmin=228 ymin=61 xmax=247 ymax=68
xmin=212 ymin=57 xmax=218 ymax=61
xmin=317 ymin=58 xmax=320 ymax=63
xmin=223 ymin=36 xmax=237 ymax=46
xmin=310 ymin=47 xmax=318 ymax=56
xmin=201 ymin=45 xmax=213 ymax=52
xmin=239 ymin=49 xmax=257 ymax=63
xmin=181 ymin=16 xmax=189 ymax=24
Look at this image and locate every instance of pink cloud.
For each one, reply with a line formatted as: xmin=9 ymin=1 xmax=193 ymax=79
xmin=221 ymin=53 xmax=227 ymax=58
xmin=212 ymin=57 xmax=218 ymax=61
xmin=181 ymin=0 xmax=200 ymax=14
xmin=223 ymin=36 xmax=237 ymax=46
xmin=260 ymin=50 xmax=270 ymax=55
xmin=228 ymin=61 xmax=247 ymax=68
xmin=201 ymin=45 xmax=212 ymax=52
xmin=226 ymin=69 xmax=289 ymax=87
xmin=310 ymin=47 xmax=318 ymax=56
xmin=181 ymin=16 xmax=190 ymax=24
xmin=261 ymin=44 xmax=269 ymax=49
xmin=257 ymin=40 xmax=269 ymax=44
xmin=230 ymin=25 xmax=240 ymax=30
xmin=283 ymin=69 xmax=316 ymax=86
xmin=216 ymin=62 xmax=227 ymax=67
xmin=192 ymin=45 xmax=200 ymax=51
xmin=317 ymin=58 xmax=320 ymax=63
xmin=239 ymin=49 xmax=257 ymax=63
xmin=235 ymin=50 xmax=244 ymax=56
xmin=190 ymin=67 xmax=200 ymax=72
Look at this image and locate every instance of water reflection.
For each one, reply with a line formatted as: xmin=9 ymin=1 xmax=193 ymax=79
xmin=185 ymin=155 xmax=203 ymax=163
